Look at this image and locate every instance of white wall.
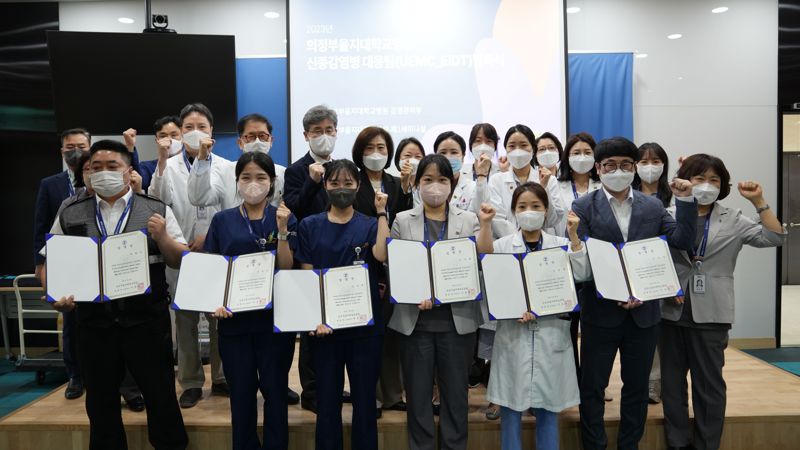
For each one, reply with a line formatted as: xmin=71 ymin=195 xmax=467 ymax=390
xmin=568 ymin=0 xmax=779 ymax=339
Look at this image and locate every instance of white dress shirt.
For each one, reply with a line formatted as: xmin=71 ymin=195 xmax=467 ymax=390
xmin=601 ymin=186 xmax=635 ymax=241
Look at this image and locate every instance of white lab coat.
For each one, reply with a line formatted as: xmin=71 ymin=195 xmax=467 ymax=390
xmin=488 ymin=169 xmax=566 ymax=238
xmin=186 ymin=156 xmax=285 ymax=211
xmin=552 ymin=179 xmax=602 ymax=237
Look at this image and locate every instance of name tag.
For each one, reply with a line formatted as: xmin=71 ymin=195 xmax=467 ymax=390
xmin=693 ymin=274 xmax=706 ymax=294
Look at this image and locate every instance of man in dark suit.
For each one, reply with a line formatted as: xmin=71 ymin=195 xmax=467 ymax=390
xmin=33 ymin=127 xmax=91 ymax=400
xmin=572 ymin=137 xmax=697 ymax=450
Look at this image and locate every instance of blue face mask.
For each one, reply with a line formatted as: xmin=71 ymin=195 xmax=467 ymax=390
xmin=447 ymin=156 xmax=463 ymax=173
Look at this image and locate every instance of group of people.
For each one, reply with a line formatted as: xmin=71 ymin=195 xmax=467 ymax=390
xmin=34 ymin=103 xmax=786 ymax=450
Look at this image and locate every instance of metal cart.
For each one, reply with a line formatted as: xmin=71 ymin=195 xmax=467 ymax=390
xmin=13 ymin=274 xmax=64 ymax=384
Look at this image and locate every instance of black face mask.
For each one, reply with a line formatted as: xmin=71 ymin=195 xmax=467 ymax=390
xmin=327 ymin=188 xmax=358 ymax=209
xmin=63 ymin=149 xmax=84 ymax=170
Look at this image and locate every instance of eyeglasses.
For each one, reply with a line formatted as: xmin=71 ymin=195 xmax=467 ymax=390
xmin=307 ymin=127 xmax=336 ymax=138
xmin=601 ymin=161 xmax=635 ymax=172
xmin=242 ymin=132 xmax=271 ymax=143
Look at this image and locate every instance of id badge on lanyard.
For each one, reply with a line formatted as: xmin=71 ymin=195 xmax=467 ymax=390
xmin=353 ymin=245 xmax=365 ymax=265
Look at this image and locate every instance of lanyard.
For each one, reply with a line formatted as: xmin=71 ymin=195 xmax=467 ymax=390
xmin=571 ymin=181 xmax=579 ymax=200
xmin=67 ymin=178 xmax=75 ymax=197
xmin=525 ymin=235 xmax=543 ymax=253
xmin=423 ymin=209 xmax=448 ymax=242
xmin=183 ymin=152 xmax=211 ymax=173
xmin=241 ymin=204 xmax=269 ymax=250
xmin=690 ymin=205 xmax=713 ymax=265
xmin=96 ymin=196 xmax=134 ymax=237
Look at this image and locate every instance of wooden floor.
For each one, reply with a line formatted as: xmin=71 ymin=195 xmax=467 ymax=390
xmin=1 ymin=346 xmax=800 ymax=449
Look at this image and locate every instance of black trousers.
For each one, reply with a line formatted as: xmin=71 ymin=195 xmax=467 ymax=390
xmin=660 ymin=323 xmax=728 ymax=450
xmin=78 ymin=314 xmax=187 ymax=450
xmin=579 ymin=316 xmax=659 ymax=450
xmin=299 ymin=333 xmax=316 ymax=403
xmin=218 ymin=330 xmax=296 ymax=450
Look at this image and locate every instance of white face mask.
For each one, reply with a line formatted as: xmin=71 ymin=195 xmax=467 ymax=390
xmin=471 ymin=143 xmax=494 ymax=161
xmin=238 ymin=180 xmax=271 ymax=205
xmin=90 ymin=170 xmax=127 ymax=197
xmin=536 ymin=150 xmax=560 ymax=168
xmin=600 ymin=169 xmax=635 ymax=192
xmin=182 ymin=130 xmax=209 ymax=150
xmin=569 ymin=155 xmax=594 ymax=174
xmin=243 ymin=139 xmax=272 ymax=154
xmin=168 ymin=139 xmax=183 ymax=156
xmin=516 ymin=210 xmax=546 ymax=232
xmin=403 ymin=158 xmax=420 ymax=175
xmin=363 ymin=153 xmax=388 ymax=172
xmin=507 ymin=149 xmax=533 ymax=169
xmin=419 ymin=182 xmax=450 ymax=207
xmin=692 ymin=182 xmax=720 ymax=205
xmin=637 ymin=164 xmax=664 ymax=184
xmin=309 ymin=134 xmax=335 ymax=157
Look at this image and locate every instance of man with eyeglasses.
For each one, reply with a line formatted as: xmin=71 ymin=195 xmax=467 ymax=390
xmin=571 ymin=137 xmax=697 ymax=450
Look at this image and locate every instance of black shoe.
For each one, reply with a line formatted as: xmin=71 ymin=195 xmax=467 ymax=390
xmin=376 ymin=407 xmax=383 ymax=419
xmin=65 ymin=377 xmax=84 ymax=400
xmin=287 ymin=388 xmax=300 ymax=405
xmin=211 ymin=382 xmax=230 ymax=396
xmin=342 ymin=390 xmax=352 ymax=403
xmin=301 ymin=397 xmax=317 ymax=414
xmin=179 ymin=388 xmax=203 ymax=408
xmin=384 ymin=401 xmax=407 ymax=412
xmin=432 ymin=403 xmax=440 ymax=416
xmin=125 ymin=395 xmax=146 ymax=412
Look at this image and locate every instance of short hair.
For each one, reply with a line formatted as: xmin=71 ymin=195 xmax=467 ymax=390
xmin=510 ymin=182 xmax=550 ymax=211
xmin=352 ymin=126 xmax=394 ymax=171
xmin=676 ymin=153 xmax=732 ymax=201
xmin=468 ymin=123 xmax=499 ymax=147
xmin=302 ymin=105 xmax=338 ymax=131
xmin=60 ymin=128 xmax=91 ymax=145
xmin=153 ymin=116 xmax=181 ymax=135
xmin=73 ymin=152 xmax=93 ymax=188
xmin=534 ymin=132 xmax=564 ymax=166
xmin=503 ymin=124 xmax=536 ymax=149
xmin=414 ymin=154 xmax=455 ymax=194
xmin=235 ymin=152 xmax=277 ymax=199
xmin=433 ymin=131 xmax=466 ymax=155
xmin=633 ymin=142 xmax=673 ymax=207
xmin=394 ymin=137 xmax=425 ymax=170
xmin=323 ymin=159 xmax=360 ymax=185
xmin=89 ymin=139 xmax=132 ymax=165
xmin=558 ymin=132 xmax=599 ymax=182
xmin=237 ymin=113 xmax=273 ymax=136
xmin=179 ymin=103 xmax=214 ymax=127
xmin=593 ymin=137 xmax=638 ymax=163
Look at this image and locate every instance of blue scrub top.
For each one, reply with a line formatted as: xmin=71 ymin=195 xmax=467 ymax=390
xmin=295 ymin=210 xmax=383 ymax=340
xmin=204 ymin=204 xmax=298 ymax=335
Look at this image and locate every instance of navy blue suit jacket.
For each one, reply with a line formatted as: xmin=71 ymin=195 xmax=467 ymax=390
xmin=283 ymin=152 xmax=329 ymax=221
xmin=572 ymin=189 xmax=698 ymax=328
xmin=33 ymin=171 xmax=73 ymax=265
xmin=131 ymin=149 xmax=158 ymax=193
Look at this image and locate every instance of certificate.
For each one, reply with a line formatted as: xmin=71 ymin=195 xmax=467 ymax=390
xmin=386 ymin=237 xmax=482 ymax=305
xmin=585 ymin=236 xmax=683 ymax=302
xmin=273 ymin=266 xmax=374 ymax=332
xmin=480 ymin=253 xmax=528 ymax=320
xmin=173 ymin=251 xmax=276 ymax=313
xmin=45 ymin=230 xmax=150 ymax=303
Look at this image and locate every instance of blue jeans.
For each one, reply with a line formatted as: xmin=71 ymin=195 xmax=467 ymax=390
xmin=500 ymin=406 xmax=559 ymax=450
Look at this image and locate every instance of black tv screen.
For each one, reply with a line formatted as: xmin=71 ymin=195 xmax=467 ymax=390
xmin=47 ymin=31 xmax=237 ymax=134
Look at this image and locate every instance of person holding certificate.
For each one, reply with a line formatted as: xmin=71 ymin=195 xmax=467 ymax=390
xmin=660 ymin=154 xmax=785 ymax=450
xmin=43 ymin=140 xmax=189 ymax=450
xmin=572 ymin=137 xmax=697 ymax=450
xmin=294 ymin=159 xmax=390 ymax=450
xmin=201 ymin=151 xmax=298 ymax=450
xmin=388 ymin=154 xmax=493 ymax=450
xmin=477 ymin=181 xmax=589 ymax=450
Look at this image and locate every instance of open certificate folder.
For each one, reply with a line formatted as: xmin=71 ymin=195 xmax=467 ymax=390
xmin=386 ymin=237 xmax=482 ymax=305
xmin=172 ymin=251 xmax=276 ymax=313
xmin=585 ymin=236 xmax=683 ymax=302
xmin=481 ymin=247 xmax=579 ymax=320
xmin=272 ymin=265 xmax=374 ymax=332
xmin=45 ymin=230 xmax=150 ymax=303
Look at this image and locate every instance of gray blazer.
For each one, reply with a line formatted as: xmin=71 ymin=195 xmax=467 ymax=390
xmin=387 ymin=205 xmax=484 ymax=336
xmin=663 ymin=204 xmax=786 ymax=324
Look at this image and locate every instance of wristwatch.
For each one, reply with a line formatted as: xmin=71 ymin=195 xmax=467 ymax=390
xmin=756 ymin=204 xmax=770 ymax=214
xmin=277 ymin=231 xmax=290 ymax=241
xmin=376 ymin=212 xmax=388 ymax=219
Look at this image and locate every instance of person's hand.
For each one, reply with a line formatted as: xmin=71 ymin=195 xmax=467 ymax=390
xmin=673 ymin=295 xmax=685 ymax=305
xmin=123 ymin=128 xmax=137 ymax=152
xmin=309 ymin=162 xmax=325 ymax=183
xmin=400 ymin=160 xmax=413 ymax=192
xmin=677 ymin=155 xmax=688 ymax=168
xmin=567 ymin=210 xmax=580 ymax=239
xmin=147 ymin=213 xmax=168 ymax=242
xmin=189 ymin=233 xmax=206 ymax=252
xmin=538 ymin=166 xmax=552 ymax=186
xmin=478 ymin=203 xmax=496 ymax=225
xmin=198 ymin=136 xmax=215 ymax=161
xmin=418 ymin=299 xmax=433 ymax=310
xmin=517 ymin=311 xmax=536 ymax=323
xmin=276 ymin=202 xmax=291 ymax=233
xmin=375 ymin=191 xmax=388 ymax=214
xmin=213 ymin=306 xmax=233 ymax=319
xmin=738 ymin=181 xmax=765 ymax=205
xmin=498 ymin=155 xmax=510 ymax=172
xmin=310 ymin=324 xmax=333 ymax=337
xmin=669 ymin=178 xmax=693 ymax=197
xmin=51 ymin=295 xmax=76 ymax=312
xmin=475 ymin=154 xmax=492 ymax=177
xmin=618 ymin=299 xmax=643 ymax=310
xmin=156 ymin=137 xmax=172 ymax=160
xmin=131 ymin=170 xmax=143 ymax=194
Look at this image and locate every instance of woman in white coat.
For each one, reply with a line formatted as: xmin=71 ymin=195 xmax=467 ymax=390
xmin=477 ymin=182 xmax=591 ymax=450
